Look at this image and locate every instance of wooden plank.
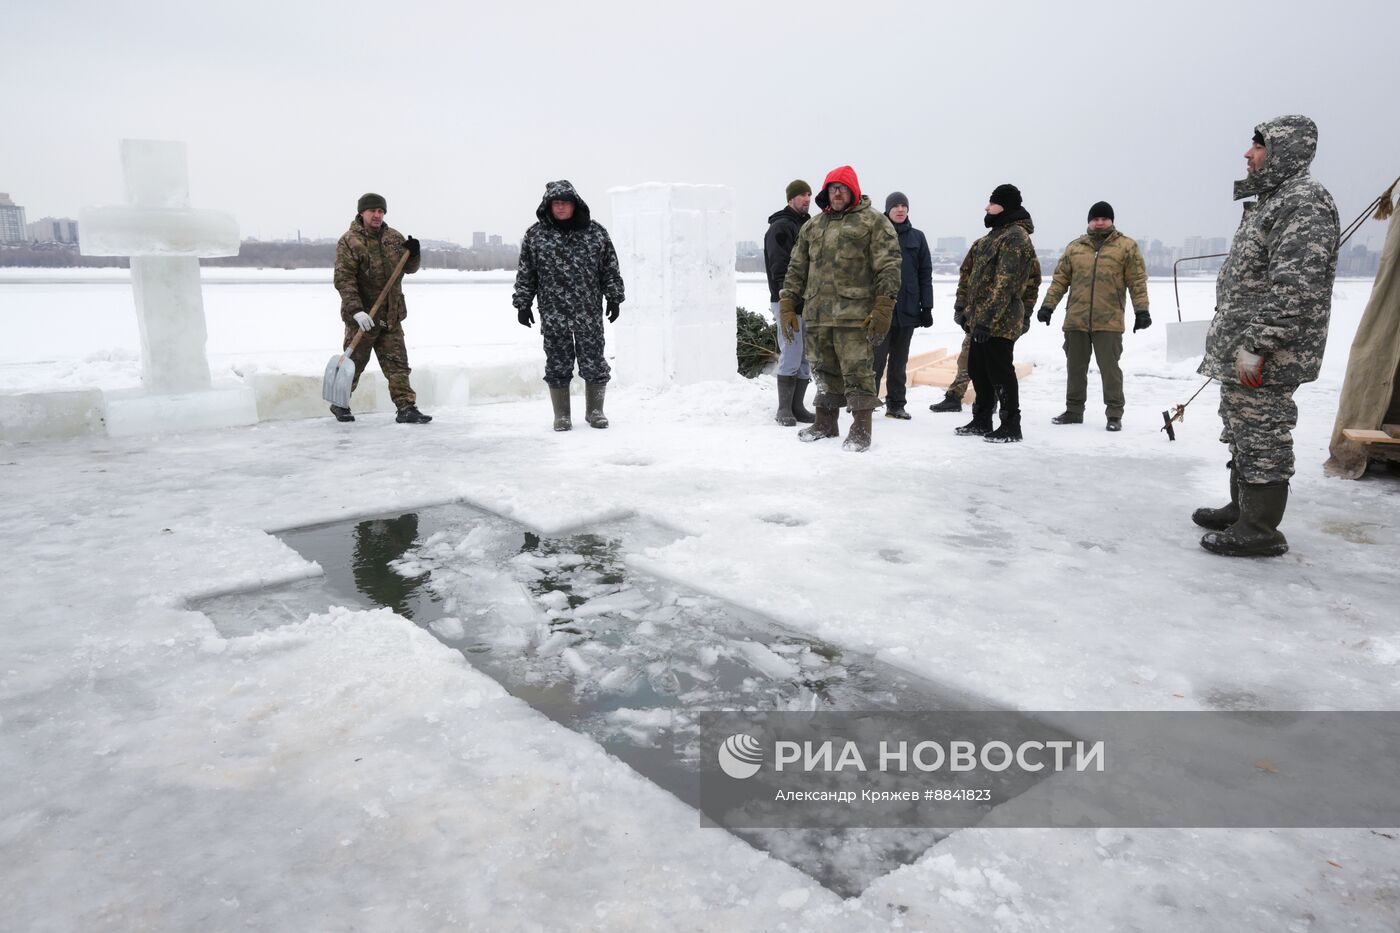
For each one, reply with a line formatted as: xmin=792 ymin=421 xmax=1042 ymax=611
xmin=1342 ymin=428 xmax=1400 ymax=445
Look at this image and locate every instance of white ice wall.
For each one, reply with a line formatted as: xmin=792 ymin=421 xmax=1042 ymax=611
xmin=609 ymin=184 xmax=736 ymax=387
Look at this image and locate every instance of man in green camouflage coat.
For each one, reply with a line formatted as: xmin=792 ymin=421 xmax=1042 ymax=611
xmin=1036 ymin=201 xmax=1150 ymax=431
xmin=331 ymin=192 xmax=430 ymax=424
xmin=1193 ymin=115 xmax=1338 ymax=557
xmin=779 ymin=165 xmax=901 ymax=452
xmin=953 ymin=184 xmax=1041 ymax=443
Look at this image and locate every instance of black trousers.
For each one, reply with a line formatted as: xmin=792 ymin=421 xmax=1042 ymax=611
xmin=967 ymin=335 xmax=1018 ymax=423
xmin=873 ymin=324 xmax=916 ymax=408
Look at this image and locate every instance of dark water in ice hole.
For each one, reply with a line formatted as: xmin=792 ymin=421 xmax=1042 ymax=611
xmin=193 ymin=502 xmax=1049 ymax=898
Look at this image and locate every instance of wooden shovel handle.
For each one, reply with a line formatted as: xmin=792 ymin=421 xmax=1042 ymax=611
xmin=345 ymin=247 xmax=414 ymax=354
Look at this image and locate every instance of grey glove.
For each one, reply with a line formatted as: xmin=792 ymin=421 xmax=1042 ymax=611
xmin=353 ymin=311 xmax=374 ymax=332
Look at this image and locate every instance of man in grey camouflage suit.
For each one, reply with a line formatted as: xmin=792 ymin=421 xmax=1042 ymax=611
xmin=1193 ymin=115 xmax=1339 ymax=557
xmin=513 ymin=180 xmax=626 ymax=431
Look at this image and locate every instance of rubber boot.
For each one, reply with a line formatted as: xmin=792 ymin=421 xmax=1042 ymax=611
xmin=790 ymin=377 xmax=816 ymax=424
xmin=1200 ymin=481 xmax=1289 ymax=557
xmin=955 ymin=399 xmax=995 ymax=436
xmin=798 ymin=392 xmax=841 ymax=442
xmin=1192 ymin=461 xmax=1240 ymax=531
xmin=549 ymin=386 xmax=572 ymax=431
xmin=843 ymin=395 xmax=878 ymax=452
xmin=775 ymin=376 xmax=797 ymax=427
xmin=929 ymin=391 xmax=962 ymax=413
xmin=585 ymin=382 xmax=609 ymax=428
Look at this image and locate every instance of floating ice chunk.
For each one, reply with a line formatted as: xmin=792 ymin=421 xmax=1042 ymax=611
xmin=535 ymin=590 xmax=570 ymax=611
xmin=428 ymin=617 xmax=465 ymax=640
xmin=734 ymin=641 xmax=800 ymax=680
xmin=572 ymin=588 xmax=651 ymax=619
xmin=560 ymin=647 xmax=591 ymax=677
xmin=598 ymin=666 xmax=639 ymax=691
xmin=553 ymin=553 xmax=587 ymax=569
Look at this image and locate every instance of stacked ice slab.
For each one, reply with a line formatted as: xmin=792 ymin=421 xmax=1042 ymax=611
xmin=609 ymin=184 xmax=736 ymax=387
xmin=78 ymin=139 xmax=254 ymax=436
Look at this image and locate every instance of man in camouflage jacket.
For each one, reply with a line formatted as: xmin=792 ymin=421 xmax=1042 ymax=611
xmin=779 ymin=165 xmax=901 ymax=452
xmin=953 ymin=184 xmax=1041 ymax=443
xmin=513 ymin=180 xmax=626 ymax=431
xmin=332 ymin=192 xmax=430 ymax=424
xmin=1037 ymin=201 xmax=1151 ymax=431
xmin=1194 ymin=115 xmax=1339 ymax=557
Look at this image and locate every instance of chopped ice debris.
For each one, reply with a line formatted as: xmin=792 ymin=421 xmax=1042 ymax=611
xmin=560 ymin=647 xmax=591 ymax=677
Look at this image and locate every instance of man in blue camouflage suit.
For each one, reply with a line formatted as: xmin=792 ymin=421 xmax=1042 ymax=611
xmin=513 ymin=180 xmax=626 ymax=431
xmin=1194 ymin=115 xmax=1339 ymax=557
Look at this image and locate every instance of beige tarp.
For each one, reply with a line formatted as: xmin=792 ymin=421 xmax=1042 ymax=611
xmin=1325 ymin=199 xmax=1400 ymax=478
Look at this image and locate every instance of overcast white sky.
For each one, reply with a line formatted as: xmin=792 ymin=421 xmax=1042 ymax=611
xmin=5 ymin=0 xmax=1398 ymax=251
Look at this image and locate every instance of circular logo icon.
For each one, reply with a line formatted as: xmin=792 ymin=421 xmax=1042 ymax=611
xmin=718 ymin=733 xmax=764 ymax=779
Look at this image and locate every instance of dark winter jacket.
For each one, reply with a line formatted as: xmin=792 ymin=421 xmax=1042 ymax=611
xmin=890 ymin=219 xmax=933 ymax=326
xmin=764 ymin=206 xmax=809 ymax=302
xmin=334 ymin=216 xmax=420 ymax=328
xmin=513 ymin=180 xmax=626 ymax=321
xmin=1200 ymin=114 xmax=1339 ymax=386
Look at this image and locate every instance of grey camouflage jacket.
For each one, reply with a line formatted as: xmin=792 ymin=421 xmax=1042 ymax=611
xmin=513 ymin=180 xmax=625 ymax=321
xmin=1199 ymin=115 xmax=1339 ymax=386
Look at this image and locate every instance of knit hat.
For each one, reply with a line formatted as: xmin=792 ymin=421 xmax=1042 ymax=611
xmin=885 ymin=191 xmax=909 ymax=213
xmin=1252 ymin=129 xmax=1266 ymax=147
xmin=357 ymin=192 xmax=387 ymax=213
xmin=989 ymin=184 xmax=1022 ymax=211
xmin=785 ymin=179 xmax=812 ymax=201
xmin=1087 ymin=200 xmax=1114 ymax=222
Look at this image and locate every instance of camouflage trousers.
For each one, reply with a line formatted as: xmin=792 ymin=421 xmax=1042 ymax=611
xmin=804 ymin=323 xmax=876 ymax=400
xmin=948 ymin=331 xmax=972 ymax=398
xmin=1218 ymin=382 xmax=1299 ymax=483
xmin=541 ymin=311 xmax=610 ymax=388
xmin=344 ymin=324 xmax=416 ymax=409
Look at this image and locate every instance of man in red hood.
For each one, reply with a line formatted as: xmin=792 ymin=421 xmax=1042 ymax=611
xmin=778 ymin=166 xmax=902 ymax=452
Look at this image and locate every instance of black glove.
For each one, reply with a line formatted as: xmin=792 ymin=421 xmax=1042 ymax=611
xmin=918 ymin=306 xmax=933 ymax=328
xmin=405 ymin=236 xmax=420 ymax=259
xmin=972 ymin=324 xmax=992 ymax=344
xmin=517 ymin=307 xmax=534 ymax=328
xmin=1022 ymin=314 xmax=1032 ymax=335
xmin=1134 ymin=310 xmax=1152 ymax=332
xmin=953 ymin=308 xmax=967 ymax=329
xmin=1036 ymin=306 xmax=1053 ymax=325
xmin=606 ymin=298 xmax=621 ymax=323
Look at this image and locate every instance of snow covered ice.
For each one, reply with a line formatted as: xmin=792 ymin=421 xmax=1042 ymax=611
xmin=2 ymin=269 xmax=1399 ymax=930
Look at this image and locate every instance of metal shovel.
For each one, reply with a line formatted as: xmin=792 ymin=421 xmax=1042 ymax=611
xmin=322 ymin=249 xmax=413 ymax=409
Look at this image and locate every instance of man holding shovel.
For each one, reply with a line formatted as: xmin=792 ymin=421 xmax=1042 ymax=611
xmin=330 ymin=192 xmax=431 ymax=423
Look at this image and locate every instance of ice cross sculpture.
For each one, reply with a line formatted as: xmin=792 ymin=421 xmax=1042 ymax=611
xmin=80 ymin=140 xmax=239 ymax=394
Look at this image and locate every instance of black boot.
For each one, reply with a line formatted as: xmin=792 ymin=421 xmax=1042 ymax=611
xmin=1051 ymin=410 xmax=1083 ymax=425
xmin=790 ymin=377 xmax=816 ymax=424
xmin=396 ymin=405 xmax=432 ymax=424
xmin=929 ymin=391 xmax=962 ymax=413
xmin=585 ymin=383 xmax=608 ymax=429
xmin=329 ymin=404 xmax=355 ymax=423
xmin=1200 ymin=481 xmax=1289 ymax=557
xmin=775 ymin=376 xmax=798 ymax=427
xmin=885 ymin=404 xmax=911 ymax=420
xmin=955 ymin=398 xmax=995 ymax=436
xmin=1192 ymin=461 xmax=1240 ymax=531
xmin=985 ymin=386 xmax=1022 ymax=443
xmin=549 ymin=386 xmax=572 ymax=431
xmin=798 ymin=393 xmax=841 ymax=442
xmin=843 ymin=395 xmax=877 ymax=451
